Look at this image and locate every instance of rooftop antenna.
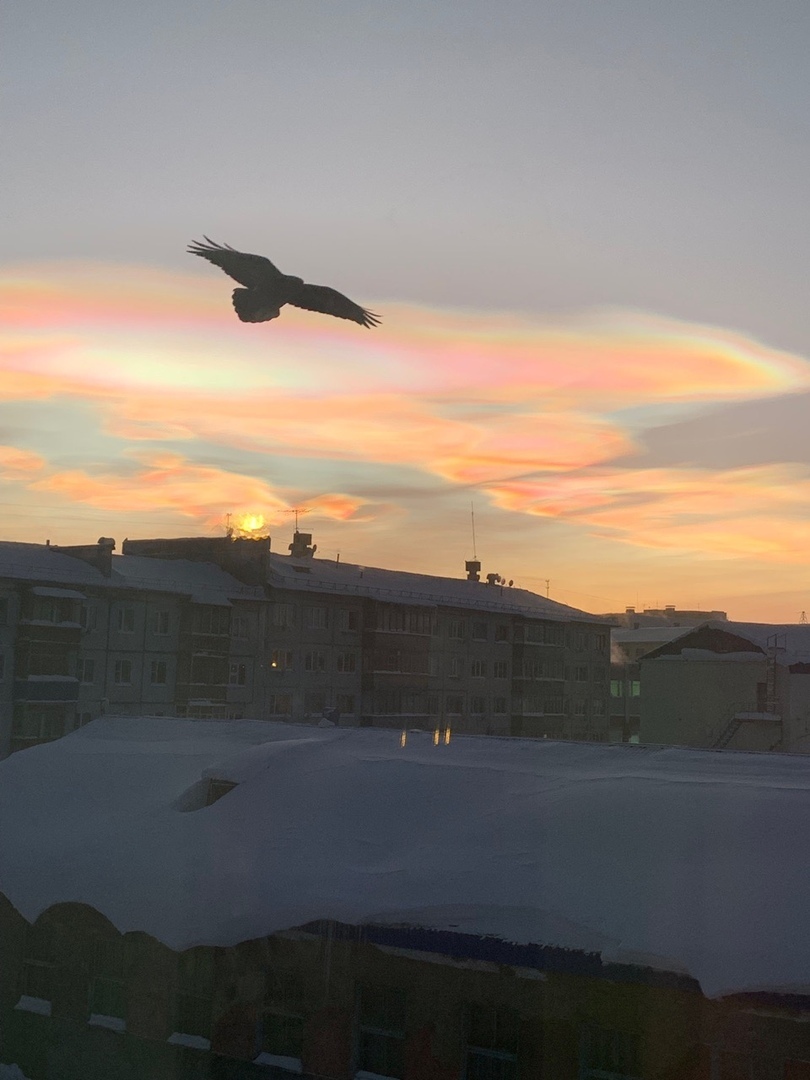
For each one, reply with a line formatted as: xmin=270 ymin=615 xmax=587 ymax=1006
xmin=545 ymin=579 xmax=550 ymax=598
xmin=470 ymin=501 xmax=477 ymax=560
xmin=225 ymin=512 xmax=233 ymax=538
xmin=283 ymin=507 xmax=310 ymax=531
xmin=801 ymin=611 xmax=808 ymax=624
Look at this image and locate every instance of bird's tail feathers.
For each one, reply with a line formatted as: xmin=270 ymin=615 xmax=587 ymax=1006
xmin=231 ymin=288 xmax=281 ymax=323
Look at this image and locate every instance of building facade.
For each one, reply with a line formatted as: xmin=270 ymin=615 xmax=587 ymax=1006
xmin=2 ymin=899 xmax=810 ymax=1080
xmin=0 ymin=533 xmax=612 ymax=756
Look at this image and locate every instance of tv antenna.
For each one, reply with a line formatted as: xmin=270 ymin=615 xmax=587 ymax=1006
xmin=283 ymin=507 xmax=310 ymax=531
xmin=800 ymin=611 xmax=808 ymax=624
xmin=470 ymin=501 xmax=477 ymax=559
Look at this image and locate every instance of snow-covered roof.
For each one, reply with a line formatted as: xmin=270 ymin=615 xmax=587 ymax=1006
xmin=646 ymin=621 xmax=810 ymax=666
xmin=0 ymin=542 xmax=263 ymax=606
xmin=612 ymin=626 xmax=691 ymax=645
xmin=2 ymin=718 xmax=810 ymax=999
xmin=0 ymin=542 xmax=108 ymax=589
xmin=267 ymin=552 xmax=597 ymax=623
xmin=110 ymin=554 xmax=264 ymax=605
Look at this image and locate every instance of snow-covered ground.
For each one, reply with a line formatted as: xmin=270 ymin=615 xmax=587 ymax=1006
xmin=2 ymin=717 xmax=809 ymax=999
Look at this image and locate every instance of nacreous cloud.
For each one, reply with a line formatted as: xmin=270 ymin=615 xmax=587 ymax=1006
xmin=1 ymin=261 xmax=810 ymax=559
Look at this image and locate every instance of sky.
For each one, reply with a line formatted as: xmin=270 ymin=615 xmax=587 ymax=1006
xmin=1 ymin=0 xmax=809 ymax=620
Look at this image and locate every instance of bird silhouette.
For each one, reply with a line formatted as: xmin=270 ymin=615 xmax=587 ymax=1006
xmin=188 ymin=237 xmax=381 ymax=328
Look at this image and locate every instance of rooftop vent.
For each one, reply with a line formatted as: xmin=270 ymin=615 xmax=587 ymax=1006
xmin=465 ymin=560 xmax=481 ymax=582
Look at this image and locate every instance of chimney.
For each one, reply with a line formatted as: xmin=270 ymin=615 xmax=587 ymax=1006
xmin=288 ymin=531 xmax=317 ymax=559
xmin=625 ymin=606 xmax=635 ymax=614
xmin=465 ymin=560 xmax=481 ymax=582
xmin=51 ymin=537 xmax=116 ymax=577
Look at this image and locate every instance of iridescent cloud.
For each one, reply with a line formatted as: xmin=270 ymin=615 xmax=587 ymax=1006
xmin=2 ymin=261 xmax=810 ymax=593
xmin=486 ymin=464 xmax=810 ymax=561
xmin=31 ymin=452 xmax=367 ymax=530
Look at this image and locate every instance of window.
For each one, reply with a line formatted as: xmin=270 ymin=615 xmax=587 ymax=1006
xmin=595 ymin=632 xmax=608 ymax=651
xmin=336 ymin=693 xmax=355 ymax=713
xmin=471 ymin=696 xmax=486 ymax=714
xmin=304 ymin=605 xmax=328 ymax=630
xmin=493 ymin=697 xmax=507 ymax=715
xmin=267 ymin=694 xmax=292 ymax=715
xmin=574 ymin=665 xmax=589 ymax=682
xmin=272 ymin=603 xmax=296 ymax=629
xmin=494 ymin=624 xmax=509 ymax=642
xmin=261 ymin=970 xmax=305 ymax=1066
xmin=32 ymin=596 xmax=76 ymax=624
xmin=229 ymin=662 xmax=247 ymax=685
xmin=89 ymin=937 xmax=126 ymax=1023
xmin=337 ymin=608 xmax=359 ymax=631
xmin=304 ymin=651 xmax=326 ymax=673
xmin=192 ymin=606 xmax=230 ymax=635
xmin=20 ymin=922 xmax=54 ymax=1005
xmin=270 ymin=650 xmax=293 ymax=671
xmin=114 ymin=660 xmax=132 ymax=685
xmin=231 ymin=614 xmax=249 ymax=639
xmin=592 ymin=699 xmax=606 ymax=716
xmin=465 ymin=1004 xmax=519 ymax=1080
xmin=493 ymin=661 xmax=508 ymax=679
xmin=152 ymin=609 xmax=170 ymax=635
xmin=80 ymin=604 xmax=97 ymax=631
xmin=304 ymin=690 xmax=326 ymax=714
xmin=526 ymin=623 xmax=545 ymax=643
xmin=151 ymin=660 xmax=168 ymax=685
xmin=472 ymin=621 xmax=488 ymax=641
xmin=573 ymin=700 xmax=587 ymax=717
xmin=629 ymin=680 xmax=641 ymax=697
xmin=117 ymin=607 xmax=135 ymax=633
xmin=175 ymin=949 xmax=214 ymax=1042
xmin=610 ymin=680 xmax=623 ymax=698
xmin=471 ymin=659 xmax=486 ymax=678
xmin=11 ymin=707 xmax=65 ymax=745
xmin=79 ymin=658 xmax=95 ymax=684
xmin=580 ymin=1028 xmax=641 ymax=1079
xmin=336 ymin=652 xmax=356 ymax=673
xmin=446 ymin=695 xmax=464 ymax=715
xmin=356 ymin=986 xmax=405 ymax=1080
xmin=449 ymin=657 xmax=460 ymax=678
xmin=191 ymin=655 xmax=228 ymax=686
xmin=448 ymin=619 xmax=465 ymax=640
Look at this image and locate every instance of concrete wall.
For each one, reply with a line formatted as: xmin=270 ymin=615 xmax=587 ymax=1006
xmin=640 ymin=657 xmax=766 ymax=747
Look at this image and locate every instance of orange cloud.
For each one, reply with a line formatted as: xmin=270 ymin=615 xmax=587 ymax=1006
xmin=31 ymin=453 xmax=367 ymax=530
xmin=0 ymin=445 xmax=46 ymax=478
xmin=486 ymin=464 xmax=810 ymax=561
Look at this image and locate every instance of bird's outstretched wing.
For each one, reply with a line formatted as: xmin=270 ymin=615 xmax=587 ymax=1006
xmin=289 ymin=283 xmax=381 ymax=328
xmin=187 ymin=237 xmax=283 ymax=288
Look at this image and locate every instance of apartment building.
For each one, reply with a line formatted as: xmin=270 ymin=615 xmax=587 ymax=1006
xmin=0 ymin=532 xmax=611 ymax=755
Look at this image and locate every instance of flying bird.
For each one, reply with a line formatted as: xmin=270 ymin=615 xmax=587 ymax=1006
xmin=188 ymin=237 xmax=381 ymax=328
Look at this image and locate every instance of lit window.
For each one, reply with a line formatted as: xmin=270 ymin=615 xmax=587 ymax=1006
xmin=610 ymin=680 xmax=623 ymax=698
